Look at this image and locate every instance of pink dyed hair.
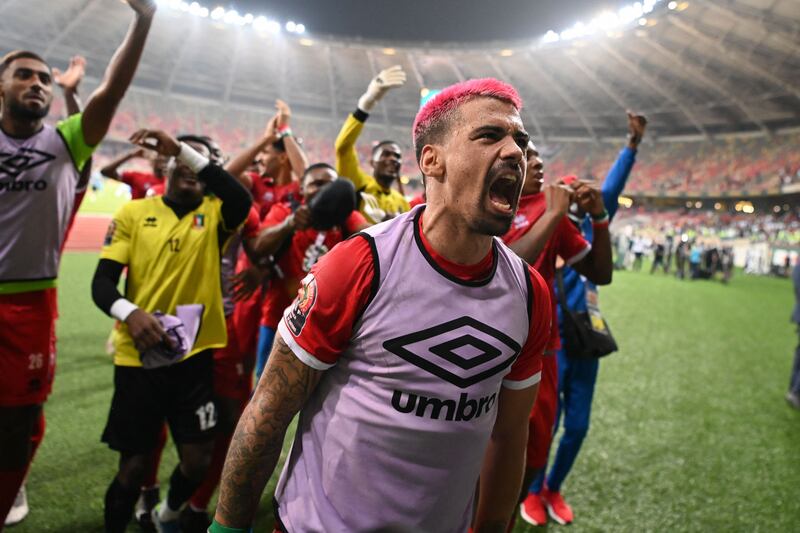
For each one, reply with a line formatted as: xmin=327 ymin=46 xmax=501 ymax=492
xmin=412 ymin=78 xmax=523 ymax=147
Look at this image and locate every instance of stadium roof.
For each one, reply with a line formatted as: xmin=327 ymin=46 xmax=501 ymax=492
xmin=0 ymin=0 xmax=798 ymax=141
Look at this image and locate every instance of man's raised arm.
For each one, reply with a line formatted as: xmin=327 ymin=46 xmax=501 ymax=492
xmin=53 ymin=55 xmax=86 ymax=117
xmin=81 ymin=0 xmax=156 ymax=146
xmin=213 ymin=333 xmax=322 ymax=529
xmin=335 ymin=65 xmax=406 ymax=189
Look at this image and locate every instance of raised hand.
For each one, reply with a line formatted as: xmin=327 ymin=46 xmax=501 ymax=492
xmin=275 ymin=99 xmax=292 ymax=129
xmin=262 ymin=115 xmax=279 ymax=143
xmin=129 ymin=129 xmax=181 ymax=157
xmin=358 ymin=65 xmax=407 ymax=112
xmin=52 ymin=56 xmax=86 ymax=92
xmin=572 ymin=181 xmax=605 ymax=217
xmin=125 ymin=0 xmax=157 ymax=17
xmin=626 ymin=110 xmax=647 ymax=149
xmin=543 ymin=183 xmax=573 ymax=218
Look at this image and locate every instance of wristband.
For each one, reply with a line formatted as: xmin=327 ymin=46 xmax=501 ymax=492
xmin=590 ymin=209 xmax=609 ymax=223
xmin=208 ymin=519 xmax=249 ymax=533
xmin=592 ymin=217 xmax=610 ymax=227
xmin=277 ymin=126 xmax=293 ymax=138
xmin=177 ymin=142 xmax=210 ymax=173
xmin=110 ymin=298 xmax=138 ymax=322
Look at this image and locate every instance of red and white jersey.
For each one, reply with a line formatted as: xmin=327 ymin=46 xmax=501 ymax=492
xmin=503 ymin=193 xmax=590 ymax=351
xmin=259 ymin=202 xmax=366 ymax=328
xmin=120 ymin=170 xmax=163 ymax=200
xmin=248 ymin=171 xmax=300 ymax=218
xmin=274 ymin=206 xmax=551 ymax=532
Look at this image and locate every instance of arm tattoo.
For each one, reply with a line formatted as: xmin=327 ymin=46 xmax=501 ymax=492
xmin=215 ymin=334 xmax=322 ymax=527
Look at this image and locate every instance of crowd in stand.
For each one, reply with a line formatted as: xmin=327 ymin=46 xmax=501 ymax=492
xmin=48 ymin=92 xmax=800 ymax=200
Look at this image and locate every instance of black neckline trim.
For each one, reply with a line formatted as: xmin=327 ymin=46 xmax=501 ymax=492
xmin=412 ymin=207 xmax=498 ymax=288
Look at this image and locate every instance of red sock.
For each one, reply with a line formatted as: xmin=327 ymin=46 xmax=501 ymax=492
xmin=142 ymin=424 xmax=168 ymax=489
xmin=188 ymin=430 xmax=233 ymax=510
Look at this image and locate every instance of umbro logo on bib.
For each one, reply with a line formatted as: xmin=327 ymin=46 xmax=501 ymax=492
xmin=383 ymin=316 xmax=521 ymax=389
xmin=0 ymin=148 xmax=55 ymax=179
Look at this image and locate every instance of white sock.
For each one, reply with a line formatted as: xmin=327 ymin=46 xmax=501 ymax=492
xmin=158 ymin=499 xmax=181 ymax=521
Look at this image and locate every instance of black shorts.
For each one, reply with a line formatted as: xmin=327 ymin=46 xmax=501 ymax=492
xmin=102 ymin=350 xmax=217 ymax=453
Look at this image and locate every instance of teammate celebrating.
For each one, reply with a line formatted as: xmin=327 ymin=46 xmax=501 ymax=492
xmin=501 ymin=142 xmax=614 ymax=528
xmin=251 ymin=163 xmax=369 ymax=378
xmin=100 ymin=146 xmax=170 ymax=199
xmin=91 ymin=129 xmax=251 ymax=532
xmin=526 ymin=112 xmax=646 ymax=526
xmin=0 ymin=0 xmax=156 ymax=526
xmin=225 ymin=100 xmax=308 ymax=218
xmin=212 ymin=78 xmax=552 ymax=533
xmin=335 ymin=65 xmax=410 ymax=222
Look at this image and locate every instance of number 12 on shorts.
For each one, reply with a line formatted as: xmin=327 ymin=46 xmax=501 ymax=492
xmin=195 ymin=401 xmax=217 ymax=431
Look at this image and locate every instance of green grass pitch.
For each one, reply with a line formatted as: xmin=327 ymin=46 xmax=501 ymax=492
xmin=14 ymin=253 xmax=800 ymax=532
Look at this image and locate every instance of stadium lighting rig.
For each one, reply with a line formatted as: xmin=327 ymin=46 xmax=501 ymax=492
xmin=154 ymin=0 xmax=306 ymax=34
xmin=540 ymin=0 xmax=667 ymax=44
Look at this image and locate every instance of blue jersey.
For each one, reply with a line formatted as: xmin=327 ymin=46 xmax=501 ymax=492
xmin=555 ymin=147 xmax=636 ymax=320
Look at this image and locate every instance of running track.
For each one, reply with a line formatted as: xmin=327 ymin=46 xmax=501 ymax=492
xmin=65 ymin=214 xmax=111 ymax=252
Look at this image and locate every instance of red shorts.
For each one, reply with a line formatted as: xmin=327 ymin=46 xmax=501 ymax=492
xmin=213 ymin=354 xmax=255 ymax=401
xmin=232 ymin=289 xmax=262 ymax=358
xmin=526 ymin=353 xmax=558 ymax=469
xmin=0 ymin=289 xmax=58 ymax=406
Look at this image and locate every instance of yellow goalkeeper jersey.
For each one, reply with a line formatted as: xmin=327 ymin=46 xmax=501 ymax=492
xmin=101 ymin=196 xmax=229 ymax=367
xmin=334 ymin=113 xmax=410 ymax=222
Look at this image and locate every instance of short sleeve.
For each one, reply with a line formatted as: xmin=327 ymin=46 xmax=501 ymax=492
xmin=344 ymin=210 xmax=368 ymax=234
xmin=260 ymin=203 xmax=291 ymax=230
xmin=277 ymin=235 xmax=376 ymax=370
xmin=557 ymin=217 xmax=591 ymax=266
xmin=99 ymin=204 xmax=133 ymax=265
xmin=56 ymin=113 xmax=95 ymax=171
xmin=503 ymin=265 xmax=552 ymax=390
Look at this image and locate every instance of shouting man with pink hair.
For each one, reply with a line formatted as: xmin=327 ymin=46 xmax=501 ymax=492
xmin=211 ymin=78 xmax=553 ymax=533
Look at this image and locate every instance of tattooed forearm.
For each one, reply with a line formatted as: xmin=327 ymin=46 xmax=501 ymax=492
xmin=214 ymin=333 xmax=322 ymax=527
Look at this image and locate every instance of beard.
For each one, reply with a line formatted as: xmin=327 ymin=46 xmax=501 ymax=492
xmin=8 ymin=98 xmax=50 ymax=120
xmin=469 ymin=211 xmax=514 ymax=237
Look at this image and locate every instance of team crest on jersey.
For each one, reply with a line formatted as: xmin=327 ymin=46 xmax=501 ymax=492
xmin=286 ymin=273 xmax=317 ymax=336
xmin=103 ymin=221 xmax=117 ymax=246
xmin=193 ymin=214 xmax=205 ymax=229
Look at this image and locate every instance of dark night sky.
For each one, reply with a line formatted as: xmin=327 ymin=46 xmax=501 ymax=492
xmin=220 ymin=0 xmax=620 ymax=43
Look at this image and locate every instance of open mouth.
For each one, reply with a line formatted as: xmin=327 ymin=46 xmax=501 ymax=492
xmin=488 ymin=173 xmax=520 ymax=214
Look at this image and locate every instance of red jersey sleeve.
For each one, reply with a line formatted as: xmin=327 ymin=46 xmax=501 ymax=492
xmin=242 ymin=206 xmax=261 ymax=239
xmin=259 ymin=203 xmax=291 ymax=229
xmin=343 ymin=210 xmax=368 ymax=234
xmin=502 ymin=265 xmax=552 ymax=389
xmin=557 ymin=217 xmax=591 ymax=266
xmin=277 ymin=235 xmax=375 ymax=369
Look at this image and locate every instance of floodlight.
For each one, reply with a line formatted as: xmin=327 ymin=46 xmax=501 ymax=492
xmin=267 ymin=20 xmax=281 ymax=33
xmin=286 ymin=21 xmax=297 ymax=32
xmin=210 ymin=6 xmax=225 ymax=20
xmin=542 ymin=30 xmax=560 ymax=43
xmin=223 ymin=9 xmax=238 ymax=24
xmin=296 ymin=24 xmax=306 ymax=34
